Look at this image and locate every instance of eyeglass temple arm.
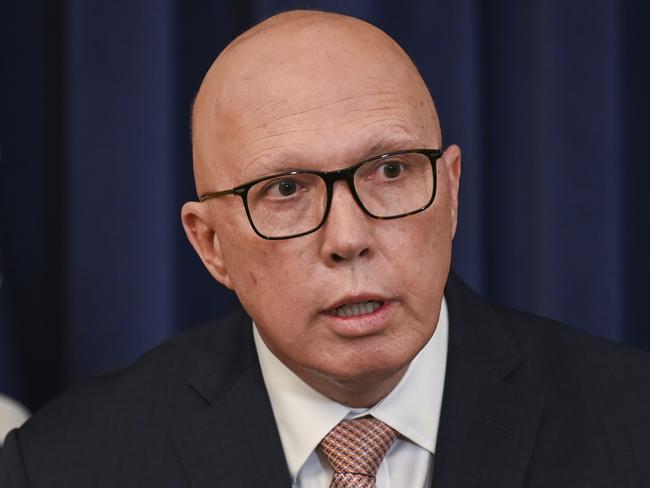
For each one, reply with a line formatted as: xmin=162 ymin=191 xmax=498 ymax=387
xmin=199 ymin=187 xmax=246 ymax=202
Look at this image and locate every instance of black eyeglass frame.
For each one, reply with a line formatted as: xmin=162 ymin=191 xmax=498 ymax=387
xmin=199 ymin=148 xmax=443 ymax=240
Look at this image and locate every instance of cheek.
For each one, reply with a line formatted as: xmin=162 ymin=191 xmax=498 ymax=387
xmin=218 ymin=217 xmax=270 ymax=296
xmin=387 ymin=204 xmax=450 ymax=264
xmin=223 ymin=233 xmax=318 ymax=321
xmin=379 ymin=204 xmax=452 ymax=304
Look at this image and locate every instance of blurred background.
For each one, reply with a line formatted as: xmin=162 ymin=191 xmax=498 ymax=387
xmin=1 ymin=0 xmax=649 ymax=412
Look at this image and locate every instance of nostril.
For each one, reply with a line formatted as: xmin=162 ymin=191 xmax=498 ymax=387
xmin=331 ymin=247 xmax=368 ymax=263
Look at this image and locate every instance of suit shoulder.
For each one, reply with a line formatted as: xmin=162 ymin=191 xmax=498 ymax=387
xmin=499 ymin=304 xmax=650 ymax=378
xmin=16 ymin=309 xmax=250 ymax=449
xmin=447 ymin=272 xmax=650 ymax=375
xmin=445 ymin=272 xmax=650 ymax=393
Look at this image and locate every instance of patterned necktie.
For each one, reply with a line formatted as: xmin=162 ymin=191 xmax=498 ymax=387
xmin=319 ymin=416 xmax=398 ymax=488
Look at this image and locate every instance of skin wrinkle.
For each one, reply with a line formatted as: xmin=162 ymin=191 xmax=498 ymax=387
xmin=181 ymin=10 xmax=461 ymax=407
xmin=228 ymin=90 xmax=405 ymax=141
xmin=239 ymin=120 xmax=411 ymax=171
xmin=249 ymin=95 xmax=368 ymax=128
xmin=247 ymin=105 xmax=411 ymax=139
xmin=238 ymin=97 xmax=412 ymax=145
xmin=242 ymin=115 xmax=413 ymax=150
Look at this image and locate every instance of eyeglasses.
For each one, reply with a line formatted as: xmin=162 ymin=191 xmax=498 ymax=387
xmin=199 ymin=148 xmax=443 ymax=240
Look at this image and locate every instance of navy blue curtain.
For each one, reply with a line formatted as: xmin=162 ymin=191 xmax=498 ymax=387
xmin=1 ymin=0 xmax=649 ymax=411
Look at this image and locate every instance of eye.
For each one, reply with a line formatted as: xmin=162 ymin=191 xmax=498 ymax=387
xmin=276 ymin=180 xmax=297 ymax=196
xmin=379 ymin=161 xmax=404 ymax=179
xmin=251 ymin=172 xmax=322 ymax=204
xmin=260 ymin=177 xmax=304 ymax=199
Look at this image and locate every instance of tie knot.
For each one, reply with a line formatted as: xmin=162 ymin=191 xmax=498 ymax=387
xmin=320 ymin=417 xmax=397 ymax=485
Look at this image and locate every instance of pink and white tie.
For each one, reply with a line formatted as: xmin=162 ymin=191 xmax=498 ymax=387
xmin=319 ymin=417 xmax=398 ymax=488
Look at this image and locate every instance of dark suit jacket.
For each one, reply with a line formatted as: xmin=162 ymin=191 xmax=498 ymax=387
xmin=1 ymin=274 xmax=650 ymax=487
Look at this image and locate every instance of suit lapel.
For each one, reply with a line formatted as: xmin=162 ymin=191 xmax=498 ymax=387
xmin=170 ymin=313 xmax=292 ymax=487
xmin=432 ymin=275 xmax=544 ymax=488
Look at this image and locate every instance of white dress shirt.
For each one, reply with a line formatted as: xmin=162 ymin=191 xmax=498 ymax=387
xmin=253 ymin=298 xmax=449 ymax=488
xmin=0 ymin=393 xmax=29 ymax=446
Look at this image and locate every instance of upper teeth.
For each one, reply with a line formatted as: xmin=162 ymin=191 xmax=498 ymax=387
xmin=333 ymin=300 xmax=382 ymax=317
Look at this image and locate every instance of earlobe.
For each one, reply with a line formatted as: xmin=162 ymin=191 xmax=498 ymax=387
xmin=442 ymin=145 xmax=462 ymax=239
xmin=180 ymin=202 xmax=233 ymax=289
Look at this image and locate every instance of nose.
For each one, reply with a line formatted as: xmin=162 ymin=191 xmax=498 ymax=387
xmin=319 ymin=180 xmax=373 ymax=264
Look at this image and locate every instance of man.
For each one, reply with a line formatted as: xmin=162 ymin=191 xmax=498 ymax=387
xmin=1 ymin=10 xmax=649 ymax=487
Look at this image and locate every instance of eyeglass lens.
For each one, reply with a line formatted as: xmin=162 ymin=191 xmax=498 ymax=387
xmin=246 ymin=152 xmax=435 ymax=238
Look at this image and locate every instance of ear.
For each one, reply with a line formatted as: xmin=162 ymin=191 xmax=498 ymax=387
xmin=442 ymin=144 xmax=461 ymax=239
xmin=181 ymin=201 xmax=233 ymax=289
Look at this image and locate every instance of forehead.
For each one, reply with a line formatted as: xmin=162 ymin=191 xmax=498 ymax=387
xmin=198 ymin=19 xmax=438 ymax=185
xmin=238 ymin=91 xmax=426 ymax=175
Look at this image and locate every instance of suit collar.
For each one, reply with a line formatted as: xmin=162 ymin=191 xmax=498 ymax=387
xmin=443 ymin=272 xmax=524 ymax=380
xmin=170 ymin=311 xmax=292 ymax=486
xmin=432 ymin=273 xmax=544 ymax=488
xmin=186 ymin=308 xmax=253 ymax=404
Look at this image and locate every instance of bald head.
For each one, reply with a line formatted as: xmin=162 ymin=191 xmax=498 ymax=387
xmin=191 ymin=10 xmax=440 ymax=194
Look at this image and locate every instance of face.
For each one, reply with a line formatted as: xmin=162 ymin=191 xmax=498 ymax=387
xmin=183 ymin=14 xmax=461 ymax=404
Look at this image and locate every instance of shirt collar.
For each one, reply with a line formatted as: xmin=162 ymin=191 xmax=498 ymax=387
xmin=253 ymin=297 xmax=449 ymax=481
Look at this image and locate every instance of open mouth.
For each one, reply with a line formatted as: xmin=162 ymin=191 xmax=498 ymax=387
xmin=330 ymin=300 xmax=384 ymax=318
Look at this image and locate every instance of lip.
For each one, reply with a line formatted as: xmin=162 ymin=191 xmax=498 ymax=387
xmin=321 ymin=295 xmax=395 ymax=337
xmin=324 ymin=294 xmax=390 ymax=312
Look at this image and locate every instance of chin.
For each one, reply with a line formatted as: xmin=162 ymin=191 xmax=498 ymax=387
xmin=319 ymin=348 xmax=413 ymax=384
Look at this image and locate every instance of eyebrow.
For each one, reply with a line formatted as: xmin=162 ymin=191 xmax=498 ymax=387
xmin=242 ymin=132 xmax=424 ymax=180
xmin=241 ymin=152 xmax=306 ymax=180
xmin=363 ymin=136 xmax=422 ymax=160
